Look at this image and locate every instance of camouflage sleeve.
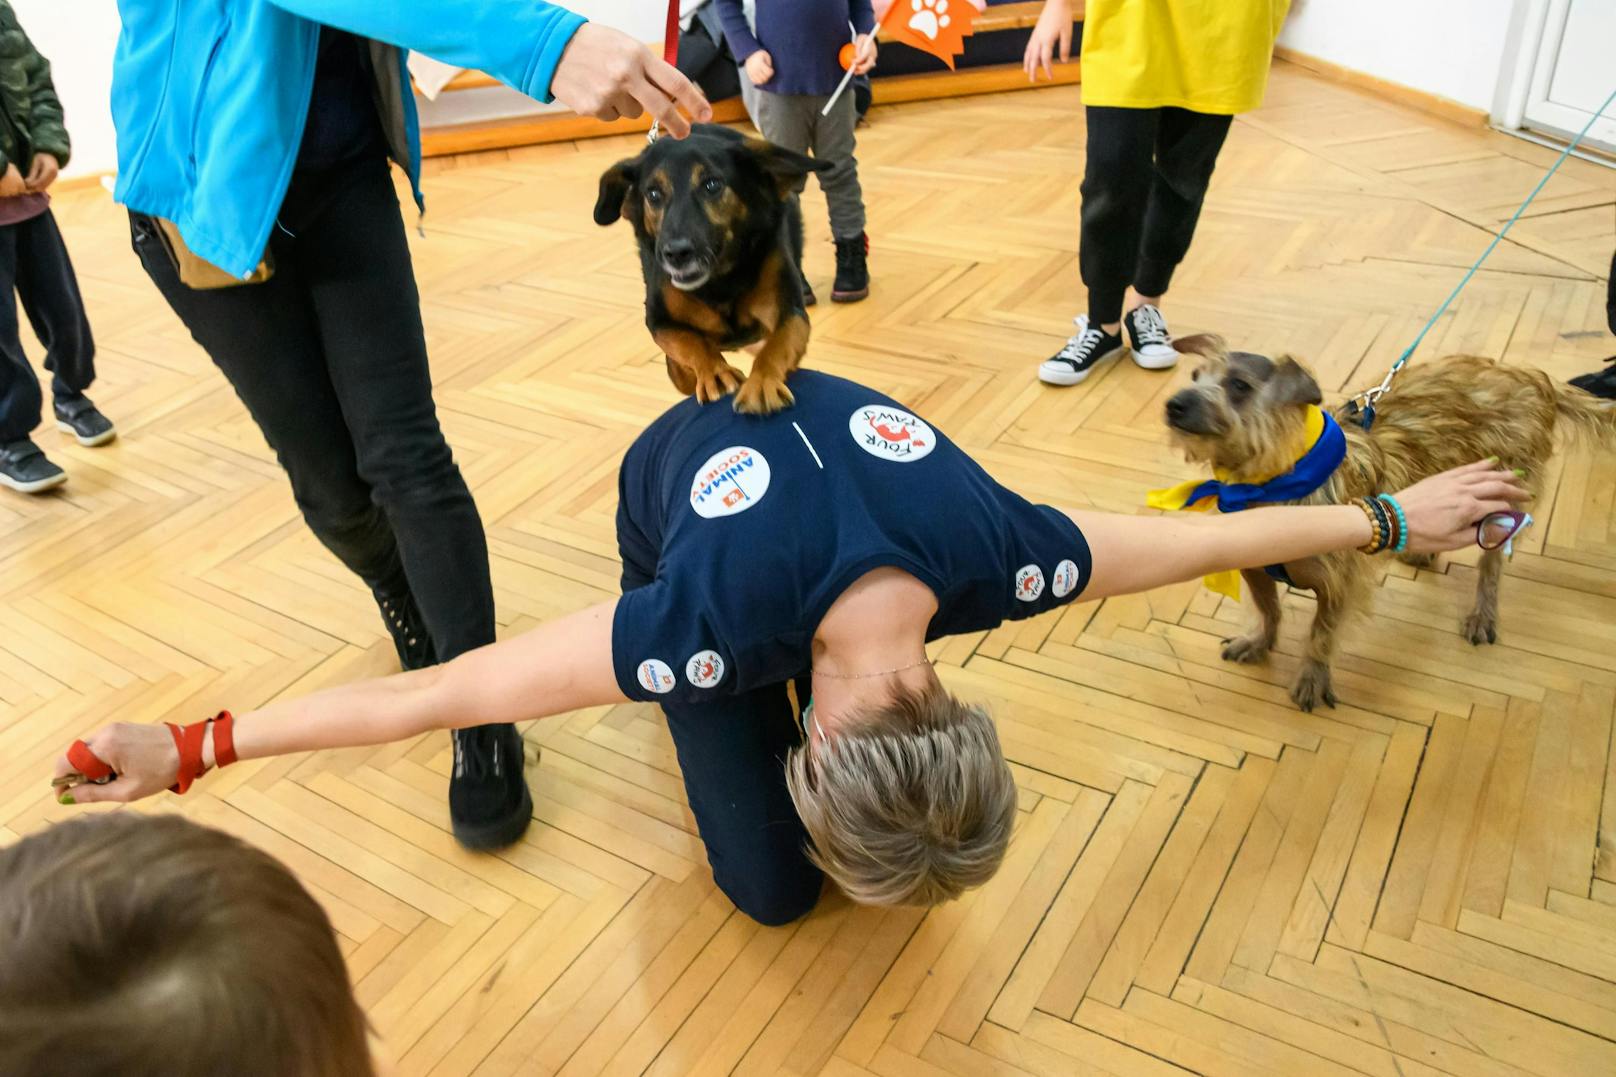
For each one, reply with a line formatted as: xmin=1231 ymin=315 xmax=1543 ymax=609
xmin=21 ymin=36 xmax=70 ymax=167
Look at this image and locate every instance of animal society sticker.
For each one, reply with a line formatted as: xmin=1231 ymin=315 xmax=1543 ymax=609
xmin=637 ymin=659 xmax=676 ymax=694
xmin=1051 ymin=559 xmax=1081 ymax=598
xmin=690 ymin=446 xmax=771 ymax=518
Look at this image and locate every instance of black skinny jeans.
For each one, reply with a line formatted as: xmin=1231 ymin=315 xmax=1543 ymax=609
xmin=1080 ymin=105 xmax=1233 ymax=326
xmin=0 ymin=209 xmax=95 ymax=443
xmin=130 ymin=153 xmax=494 ymax=661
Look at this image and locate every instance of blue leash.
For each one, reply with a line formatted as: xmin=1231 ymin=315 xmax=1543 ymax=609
xmin=1351 ymin=86 xmax=1616 ymax=429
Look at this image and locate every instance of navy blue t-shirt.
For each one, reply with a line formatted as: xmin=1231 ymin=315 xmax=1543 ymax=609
xmin=612 ymin=371 xmax=1093 ymax=703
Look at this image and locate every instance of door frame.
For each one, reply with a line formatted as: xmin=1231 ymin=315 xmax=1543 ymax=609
xmin=1493 ymin=0 xmax=1616 ymax=153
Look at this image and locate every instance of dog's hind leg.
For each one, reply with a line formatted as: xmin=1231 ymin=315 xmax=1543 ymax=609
xmin=1222 ymin=568 xmax=1281 ymax=664
xmin=1462 ymin=547 xmax=1503 ymax=645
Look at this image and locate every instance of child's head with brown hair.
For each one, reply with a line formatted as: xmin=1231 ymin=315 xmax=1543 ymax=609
xmin=0 ymin=813 xmax=374 ymax=1077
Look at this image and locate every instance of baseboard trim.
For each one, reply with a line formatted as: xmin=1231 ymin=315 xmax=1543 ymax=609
xmin=420 ymin=60 xmax=1082 ymax=158
xmin=1273 ymin=46 xmax=1487 ymax=127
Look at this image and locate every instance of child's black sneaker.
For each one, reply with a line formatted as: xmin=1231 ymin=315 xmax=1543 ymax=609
xmin=0 ymin=438 xmax=67 ymax=493
xmin=1123 ymin=304 xmax=1179 ymax=370
xmin=832 ymin=233 xmax=869 ymax=303
xmin=1038 ymin=315 xmax=1123 ymax=386
xmin=450 ymin=723 xmax=534 ymax=851
xmin=53 ymin=395 xmax=116 ymax=447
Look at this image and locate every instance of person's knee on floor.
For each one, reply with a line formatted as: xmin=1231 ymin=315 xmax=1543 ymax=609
xmin=0 ymin=814 xmax=380 ymax=1077
xmin=713 ymin=846 xmax=825 ymax=926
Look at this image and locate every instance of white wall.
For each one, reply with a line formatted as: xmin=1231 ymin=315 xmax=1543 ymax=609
xmin=1278 ymin=0 xmax=1517 ymax=112
xmin=414 ymin=0 xmax=664 ymax=129
xmin=13 ymin=0 xmax=120 ymax=178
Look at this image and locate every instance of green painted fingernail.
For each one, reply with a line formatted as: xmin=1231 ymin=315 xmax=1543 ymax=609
xmin=1488 ymin=455 xmax=1499 ymax=464
xmin=58 ymin=793 xmax=75 ymax=806
xmin=1513 ymin=468 xmax=1526 ymax=477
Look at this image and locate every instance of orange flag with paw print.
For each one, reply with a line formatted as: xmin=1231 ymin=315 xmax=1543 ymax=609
xmin=876 ymin=0 xmax=984 ymax=70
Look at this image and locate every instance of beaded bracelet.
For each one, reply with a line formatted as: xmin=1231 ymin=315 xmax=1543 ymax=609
xmin=1351 ymin=498 xmax=1386 ymax=553
xmin=1370 ymin=495 xmax=1395 ymax=552
xmin=1378 ymin=494 xmax=1410 ymax=554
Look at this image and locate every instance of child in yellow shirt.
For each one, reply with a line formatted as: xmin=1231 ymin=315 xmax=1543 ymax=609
xmin=1024 ymin=0 xmax=1290 ymax=386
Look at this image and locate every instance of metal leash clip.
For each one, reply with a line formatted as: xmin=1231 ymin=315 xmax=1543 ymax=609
xmin=647 ymin=120 xmax=661 ymax=144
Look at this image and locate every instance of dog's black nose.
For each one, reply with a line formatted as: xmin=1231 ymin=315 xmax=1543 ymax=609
xmin=1165 ymin=394 xmax=1193 ymax=425
xmin=661 ymin=240 xmax=698 ymax=269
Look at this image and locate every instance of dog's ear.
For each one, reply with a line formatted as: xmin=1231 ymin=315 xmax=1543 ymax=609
xmin=594 ymin=158 xmax=639 ymax=226
xmin=739 ymin=138 xmax=832 ymax=196
xmin=1267 ymin=356 xmax=1323 ymax=407
xmin=1173 ymin=333 xmax=1228 ymax=360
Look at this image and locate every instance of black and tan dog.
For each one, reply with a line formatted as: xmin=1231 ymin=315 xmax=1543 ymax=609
xmin=1164 ymin=335 xmax=1616 ymax=711
xmin=594 ymin=124 xmax=829 ymax=415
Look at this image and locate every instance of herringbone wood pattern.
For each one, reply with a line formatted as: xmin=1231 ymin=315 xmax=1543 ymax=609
xmin=7 ymin=65 xmax=1616 ymax=1075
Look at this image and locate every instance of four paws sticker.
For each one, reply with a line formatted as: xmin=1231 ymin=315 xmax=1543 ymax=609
xmin=686 ymin=650 xmax=725 ymax=689
xmin=849 ymin=405 xmax=936 ymax=463
xmin=1014 ymin=564 xmax=1045 ymax=602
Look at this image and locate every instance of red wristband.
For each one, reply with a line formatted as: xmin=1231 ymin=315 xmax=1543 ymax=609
xmin=66 ymin=739 xmax=114 ymax=783
xmin=211 ymin=710 xmax=237 ymax=768
xmin=165 ymin=720 xmax=210 ymax=795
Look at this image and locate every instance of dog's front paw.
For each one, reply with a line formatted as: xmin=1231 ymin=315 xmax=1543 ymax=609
xmin=694 ymin=362 xmax=746 ymax=405
xmin=1221 ymin=635 xmax=1272 ymax=664
xmin=1399 ymin=552 xmax=1437 ymax=570
xmin=1290 ymin=660 xmax=1337 ymax=712
xmin=1462 ymin=610 xmax=1498 ymax=646
xmin=733 ymin=374 xmax=795 ymax=415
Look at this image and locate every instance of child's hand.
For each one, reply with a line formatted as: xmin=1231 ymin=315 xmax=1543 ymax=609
xmin=745 ymin=49 xmax=775 ymax=86
xmin=852 ymin=34 xmax=877 ymax=75
xmin=0 ymin=164 xmax=25 ymax=198
xmin=1024 ymin=0 xmax=1074 ymax=82
xmin=26 ymin=153 xmax=58 ymax=192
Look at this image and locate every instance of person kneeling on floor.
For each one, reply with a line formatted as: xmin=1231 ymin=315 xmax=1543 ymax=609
xmin=53 ymin=372 xmax=1524 ymax=925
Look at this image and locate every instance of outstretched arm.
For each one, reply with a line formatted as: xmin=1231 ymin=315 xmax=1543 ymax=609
xmin=55 ymin=600 xmax=626 ymax=804
xmin=1068 ymin=461 xmax=1527 ymax=602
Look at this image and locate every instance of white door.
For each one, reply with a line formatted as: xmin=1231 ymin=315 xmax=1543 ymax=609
xmin=1519 ymin=0 xmax=1616 ymax=151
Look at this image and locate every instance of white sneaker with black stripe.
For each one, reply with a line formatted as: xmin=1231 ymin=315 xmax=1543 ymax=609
xmin=1123 ymin=304 xmax=1178 ymax=369
xmin=1038 ymin=315 xmax=1124 ymax=386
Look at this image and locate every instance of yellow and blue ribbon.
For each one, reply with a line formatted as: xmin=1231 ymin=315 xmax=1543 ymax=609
xmin=1147 ymin=405 xmax=1346 ymax=600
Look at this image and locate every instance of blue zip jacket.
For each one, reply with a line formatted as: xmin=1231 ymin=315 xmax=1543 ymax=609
xmin=111 ymin=1 xmax=586 ymax=280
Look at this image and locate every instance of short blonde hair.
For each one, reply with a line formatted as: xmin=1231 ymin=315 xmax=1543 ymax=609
xmin=785 ymin=683 xmax=1018 ymax=906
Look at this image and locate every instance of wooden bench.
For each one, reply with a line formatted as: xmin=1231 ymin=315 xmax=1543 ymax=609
xmin=419 ymin=1 xmax=1082 ymax=157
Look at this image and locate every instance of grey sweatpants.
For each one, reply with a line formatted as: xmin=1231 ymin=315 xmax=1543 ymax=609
xmin=740 ymin=78 xmax=866 ymax=241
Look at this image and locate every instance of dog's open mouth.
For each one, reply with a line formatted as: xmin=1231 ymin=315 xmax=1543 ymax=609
xmin=663 ymin=261 xmax=712 ymax=291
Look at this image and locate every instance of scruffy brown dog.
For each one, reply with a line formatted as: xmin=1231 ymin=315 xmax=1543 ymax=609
xmin=1164 ymin=335 xmax=1616 ymax=710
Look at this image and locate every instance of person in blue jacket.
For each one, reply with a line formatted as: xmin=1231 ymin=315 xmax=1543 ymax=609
xmin=110 ymin=1 xmax=711 ymax=851
xmin=57 ymin=370 xmax=1524 ymax=924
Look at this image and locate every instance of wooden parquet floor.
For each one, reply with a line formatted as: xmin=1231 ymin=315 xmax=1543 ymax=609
xmin=7 ymin=65 xmax=1616 ymax=1075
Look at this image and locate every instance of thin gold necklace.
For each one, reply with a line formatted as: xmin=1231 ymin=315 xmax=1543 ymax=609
xmin=811 ymin=657 xmax=932 ymax=680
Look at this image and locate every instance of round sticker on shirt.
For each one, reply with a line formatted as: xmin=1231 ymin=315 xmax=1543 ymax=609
xmin=849 ymin=405 xmax=936 ymax=463
xmin=690 ymin=446 xmax=771 ymax=519
xmin=636 ymin=659 xmax=676 ymax=694
xmin=686 ymin=649 xmax=725 ymax=689
xmin=1051 ymin=559 xmax=1081 ymax=599
xmin=1014 ymin=564 xmax=1046 ymax=602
